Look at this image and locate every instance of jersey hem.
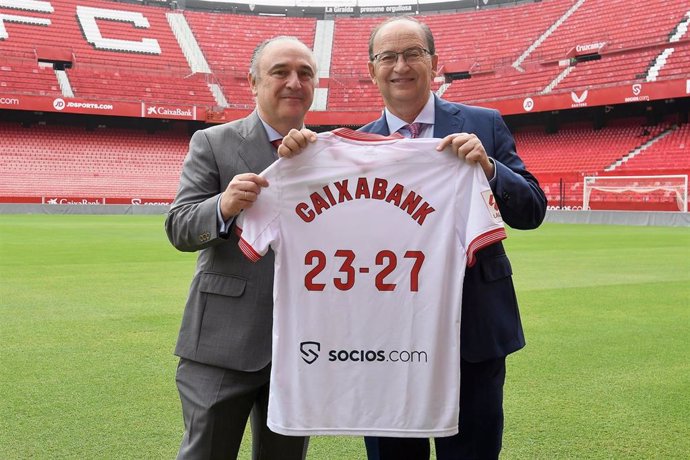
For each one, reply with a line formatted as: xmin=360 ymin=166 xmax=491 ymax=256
xmin=268 ymin=424 xmax=459 ymax=437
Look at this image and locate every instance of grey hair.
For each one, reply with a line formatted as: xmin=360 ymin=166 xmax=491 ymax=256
xmin=249 ymin=36 xmax=317 ymax=79
xmin=368 ymin=16 xmax=436 ymax=61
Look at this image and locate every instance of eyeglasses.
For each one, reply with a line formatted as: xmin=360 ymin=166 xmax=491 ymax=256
xmin=371 ymin=47 xmax=431 ymax=66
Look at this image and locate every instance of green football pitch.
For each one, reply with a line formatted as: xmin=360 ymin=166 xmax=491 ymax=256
xmin=1 ymin=214 xmax=688 ymax=459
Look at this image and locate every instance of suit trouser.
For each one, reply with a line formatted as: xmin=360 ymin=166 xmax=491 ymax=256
xmin=176 ymin=358 xmax=309 ymax=460
xmin=364 ymin=357 xmax=506 ymax=460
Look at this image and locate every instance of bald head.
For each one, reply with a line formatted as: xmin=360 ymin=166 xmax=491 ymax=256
xmin=250 ymin=36 xmax=317 ymax=81
xmin=247 ymin=36 xmax=317 ymax=135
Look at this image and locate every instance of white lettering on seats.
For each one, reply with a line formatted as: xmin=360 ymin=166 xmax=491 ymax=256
xmin=0 ymin=0 xmax=53 ymax=39
xmin=76 ymin=5 xmax=161 ymax=54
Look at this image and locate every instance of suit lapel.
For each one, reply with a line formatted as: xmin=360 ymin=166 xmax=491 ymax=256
xmin=368 ymin=115 xmax=390 ymax=135
xmin=236 ymin=111 xmax=277 ymax=174
xmin=433 ymin=96 xmax=465 ymax=137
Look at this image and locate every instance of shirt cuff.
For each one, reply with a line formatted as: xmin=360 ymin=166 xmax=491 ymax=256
xmin=487 ymin=158 xmax=497 ymax=184
xmin=217 ymin=195 xmax=234 ymax=234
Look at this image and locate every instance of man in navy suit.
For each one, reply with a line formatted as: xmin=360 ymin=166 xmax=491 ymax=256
xmin=279 ymin=16 xmax=546 ymax=460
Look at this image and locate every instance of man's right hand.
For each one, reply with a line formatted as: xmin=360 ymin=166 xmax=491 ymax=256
xmin=219 ymin=173 xmax=269 ymax=220
xmin=277 ymin=128 xmax=317 ymax=158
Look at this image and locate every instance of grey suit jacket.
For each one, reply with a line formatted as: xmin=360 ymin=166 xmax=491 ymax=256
xmin=165 ymin=111 xmax=278 ymax=371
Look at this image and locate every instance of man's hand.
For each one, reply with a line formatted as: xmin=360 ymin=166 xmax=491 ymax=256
xmin=219 ymin=173 xmax=269 ymax=220
xmin=277 ymin=128 xmax=317 ymax=158
xmin=437 ymin=133 xmax=495 ymax=180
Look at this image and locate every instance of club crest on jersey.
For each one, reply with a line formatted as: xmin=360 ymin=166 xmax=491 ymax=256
xmin=481 ymin=190 xmax=503 ymax=223
xmin=295 ymin=177 xmax=435 ymax=226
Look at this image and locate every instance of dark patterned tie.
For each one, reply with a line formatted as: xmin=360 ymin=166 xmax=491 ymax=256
xmin=271 ymin=139 xmax=282 ymax=149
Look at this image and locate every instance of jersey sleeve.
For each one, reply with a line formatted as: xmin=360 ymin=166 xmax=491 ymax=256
xmin=235 ymin=168 xmax=280 ymax=262
xmin=457 ymin=163 xmax=507 ymax=267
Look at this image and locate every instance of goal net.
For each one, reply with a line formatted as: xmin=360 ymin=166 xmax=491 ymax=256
xmin=583 ymin=175 xmax=688 ymax=212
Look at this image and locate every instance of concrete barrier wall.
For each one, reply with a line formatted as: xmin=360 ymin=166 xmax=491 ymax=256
xmin=1 ymin=204 xmax=688 ymax=227
xmin=544 ymin=210 xmax=690 ymax=227
xmin=0 ymin=204 xmax=170 ymax=215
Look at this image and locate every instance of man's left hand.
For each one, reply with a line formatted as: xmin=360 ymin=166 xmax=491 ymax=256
xmin=277 ymin=128 xmax=317 ymax=158
xmin=437 ymin=133 xmax=495 ymax=180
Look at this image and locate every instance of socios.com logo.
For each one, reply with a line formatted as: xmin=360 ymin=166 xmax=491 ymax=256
xmin=300 ymin=341 xmax=321 ymax=364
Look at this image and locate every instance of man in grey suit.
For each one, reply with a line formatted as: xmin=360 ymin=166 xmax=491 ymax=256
xmin=165 ymin=36 xmax=316 ymax=460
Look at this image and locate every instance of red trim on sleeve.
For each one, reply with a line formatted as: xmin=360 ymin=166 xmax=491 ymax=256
xmin=466 ymin=227 xmax=507 ymax=267
xmin=234 ymin=224 xmax=263 ymax=262
xmin=238 ymin=236 xmax=262 ymax=263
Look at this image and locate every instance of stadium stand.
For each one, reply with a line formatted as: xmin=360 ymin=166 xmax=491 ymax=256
xmin=0 ymin=60 xmax=62 ymax=97
xmin=535 ymin=0 xmax=689 ymax=59
xmin=329 ymin=1 xmax=575 ymax=108
xmin=651 ymin=41 xmax=690 ymax=82
xmin=69 ymin=68 xmax=215 ymax=105
xmin=513 ymin=118 xmax=664 ymax=175
xmin=0 ymin=0 xmax=215 ymax=106
xmin=182 ymin=10 xmax=316 ymax=108
xmin=442 ymin=0 xmax=690 ymax=103
xmin=0 ymin=0 xmax=688 ymax=210
xmin=611 ymin=122 xmax=690 ymax=174
xmin=516 ymin=117 xmax=689 ymax=210
xmin=328 ymin=16 xmax=385 ymax=111
xmin=0 ymin=120 xmax=188 ymax=203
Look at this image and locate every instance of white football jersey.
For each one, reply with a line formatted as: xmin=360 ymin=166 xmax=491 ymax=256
xmin=236 ymin=128 xmax=506 ymax=437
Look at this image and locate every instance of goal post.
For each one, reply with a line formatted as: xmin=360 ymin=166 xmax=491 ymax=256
xmin=583 ymin=175 xmax=688 ymax=212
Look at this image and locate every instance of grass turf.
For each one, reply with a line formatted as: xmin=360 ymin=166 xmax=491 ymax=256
xmin=1 ymin=215 xmax=688 ymax=459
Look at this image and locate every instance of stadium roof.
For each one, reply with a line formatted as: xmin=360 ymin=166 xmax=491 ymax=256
xmin=195 ymin=0 xmax=459 ymax=6
xmin=178 ymin=0 xmax=522 ymax=18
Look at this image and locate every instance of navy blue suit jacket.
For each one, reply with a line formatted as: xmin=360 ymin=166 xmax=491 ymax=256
xmin=360 ymin=95 xmax=547 ymax=362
